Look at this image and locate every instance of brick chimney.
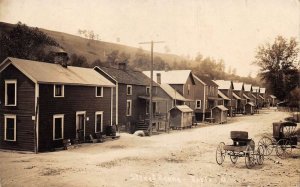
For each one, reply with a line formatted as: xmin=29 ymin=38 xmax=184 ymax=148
xmin=118 ymin=62 xmax=127 ymax=71
xmin=156 ymin=73 xmax=161 ymax=84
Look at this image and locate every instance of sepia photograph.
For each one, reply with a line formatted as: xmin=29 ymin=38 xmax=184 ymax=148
xmin=0 ymin=0 xmax=299 ymax=186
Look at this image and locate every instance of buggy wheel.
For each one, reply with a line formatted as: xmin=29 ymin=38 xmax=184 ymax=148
xmin=230 ymin=153 xmax=238 ymax=164
xmin=276 ymin=139 xmax=292 ymax=159
xmin=245 ymin=145 xmax=255 ymax=169
xmin=258 ymin=136 xmax=274 ymax=156
xmin=256 ymin=145 xmax=264 ymax=165
xmin=216 ymin=142 xmax=226 ymax=165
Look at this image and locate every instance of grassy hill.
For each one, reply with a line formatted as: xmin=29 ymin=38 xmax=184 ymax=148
xmin=0 ymin=22 xmax=186 ymax=66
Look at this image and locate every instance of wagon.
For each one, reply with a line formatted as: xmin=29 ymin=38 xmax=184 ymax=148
xmin=258 ymin=121 xmax=299 ymax=158
xmin=216 ymin=131 xmax=264 ymax=169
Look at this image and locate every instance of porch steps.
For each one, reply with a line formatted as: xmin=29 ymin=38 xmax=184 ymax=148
xmin=136 ymin=121 xmax=149 ymax=131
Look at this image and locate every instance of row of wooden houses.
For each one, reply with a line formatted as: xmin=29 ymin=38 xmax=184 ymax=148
xmin=0 ymin=53 xmax=278 ymax=152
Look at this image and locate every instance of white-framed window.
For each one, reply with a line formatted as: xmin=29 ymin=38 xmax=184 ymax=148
xmin=95 ymin=111 xmax=103 ymax=133
xmin=96 ymin=86 xmax=103 ymax=97
xmin=5 ymin=80 xmax=17 ymax=106
xmin=196 ymin=100 xmax=201 ymax=109
xmin=146 ymin=86 xmax=150 ymax=95
xmin=4 ymin=114 xmax=16 ymax=141
xmin=53 ymin=114 xmax=64 ymax=140
xmin=54 ymin=84 xmax=64 ymax=97
xmin=126 ymin=100 xmax=132 ymax=116
xmin=127 ymin=85 xmax=132 ymax=95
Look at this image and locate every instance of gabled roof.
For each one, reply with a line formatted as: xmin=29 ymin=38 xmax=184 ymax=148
xmin=244 ymin=84 xmax=252 ymax=92
xmin=269 ymin=95 xmax=277 ymax=99
xmin=0 ymin=57 xmax=114 ymax=87
xmin=252 ymin=86 xmax=260 ymax=93
xmin=213 ymin=80 xmax=233 ymax=90
xmin=218 ymin=90 xmax=230 ymax=100
xmin=171 ymin=105 xmax=193 ymax=113
xmin=160 ymin=84 xmax=187 ymax=101
xmin=95 ymin=66 xmax=155 ymax=86
xmin=194 ymin=75 xmax=218 ymax=87
xmin=212 ymin=105 xmax=228 ymax=111
xmin=233 ymin=82 xmax=244 ymax=91
xmin=258 ymin=95 xmax=264 ymax=100
xmin=232 ymin=92 xmax=241 ymax=100
xmin=143 ymin=70 xmax=193 ymax=85
xmin=259 ymin=88 xmax=266 ymax=94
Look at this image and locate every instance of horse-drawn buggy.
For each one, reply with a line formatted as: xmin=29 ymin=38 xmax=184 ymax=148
xmin=216 ymin=131 xmax=264 ymax=169
xmin=258 ymin=121 xmax=299 ymax=158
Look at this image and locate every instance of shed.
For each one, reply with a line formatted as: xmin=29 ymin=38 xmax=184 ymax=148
xmin=245 ymin=102 xmax=255 ymax=115
xmin=169 ymin=105 xmax=193 ymax=129
xmin=211 ymin=105 xmax=228 ymax=124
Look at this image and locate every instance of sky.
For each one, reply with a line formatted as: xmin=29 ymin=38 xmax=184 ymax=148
xmin=0 ymin=0 xmax=299 ymax=76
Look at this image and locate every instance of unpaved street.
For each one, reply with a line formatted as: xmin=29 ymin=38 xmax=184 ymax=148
xmin=0 ymin=109 xmax=299 ymax=187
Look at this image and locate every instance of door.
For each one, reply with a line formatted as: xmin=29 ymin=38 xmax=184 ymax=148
xmin=76 ymin=111 xmax=86 ymax=141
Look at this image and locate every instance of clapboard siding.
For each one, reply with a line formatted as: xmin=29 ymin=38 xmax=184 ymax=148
xmin=0 ymin=64 xmax=35 ymax=151
xmin=117 ymin=84 xmax=147 ymax=129
xmin=38 ymin=84 xmax=112 ymax=151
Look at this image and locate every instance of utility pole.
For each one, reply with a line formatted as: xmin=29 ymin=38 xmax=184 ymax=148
xmin=139 ymin=40 xmax=164 ymax=135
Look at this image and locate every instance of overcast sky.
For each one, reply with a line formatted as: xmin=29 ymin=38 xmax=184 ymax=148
xmin=0 ymin=0 xmax=299 ymax=76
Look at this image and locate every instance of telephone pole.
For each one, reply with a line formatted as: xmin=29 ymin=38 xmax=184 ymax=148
xmin=139 ymin=40 xmax=164 ymax=135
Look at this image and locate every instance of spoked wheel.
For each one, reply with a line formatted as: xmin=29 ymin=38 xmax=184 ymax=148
xmin=276 ymin=139 xmax=292 ymax=159
xmin=258 ymin=136 xmax=274 ymax=156
xmin=256 ymin=145 xmax=264 ymax=165
xmin=245 ymin=145 xmax=255 ymax=169
xmin=216 ymin=142 xmax=226 ymax=165
xmin=230 ymin=153 xmax=238 ymax=164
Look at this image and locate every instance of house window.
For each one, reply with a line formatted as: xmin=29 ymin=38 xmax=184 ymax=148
xmin=146 ymin=87 xmax=150 ymax=95
xmin=187 ymin=84 xmax=191 ymax=95
xmin=5 ymin=80 xmax=17 ymax=106
xmin=4 ymin=114 xmax=16 ymax=141
xmin=95 ymin=111 xmax=103 ymax=132
xmin=126 ymin=100 xmax=132 ymax=116
xmin=127 ymin=85 xmax=132 ymax=95
xmin=96 ymin=87 xmax=103 ymax=97
xmin=54 ymin=85 xmax=64 ymax=97
xmin=53 ymin=114 xmax=64 ymax=140
xmin=196 ymin=100 xmax=201 ymax=109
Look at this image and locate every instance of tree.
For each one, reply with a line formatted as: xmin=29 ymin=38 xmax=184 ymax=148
xmin=254 ymin=36 xmax=300 ymax=101
xmin=69 ymin=54 xmax=88 ymax=67
xmin=0 ymin=22 xmax=60 ymax=62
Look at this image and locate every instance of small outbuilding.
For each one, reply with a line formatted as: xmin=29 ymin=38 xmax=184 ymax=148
xmin=169 ymin=105 xmax=193 ymax=129
xmin=245 ymin=102 xmax=255 ymax=115
xmin=211 ymin=105 xmax=228 ymax=124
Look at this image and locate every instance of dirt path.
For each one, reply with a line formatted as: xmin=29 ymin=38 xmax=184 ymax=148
xmin=0 ymin=109 xmax=299 ymax=187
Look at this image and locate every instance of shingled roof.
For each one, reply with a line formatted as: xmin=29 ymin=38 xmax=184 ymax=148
xmin=193 ymin=75 xmax=218 ymax=87
xmin=233 ymin=82 xmax=244 ymax=91
xmin=143 ymin=70 xmax=193 ymax=84
xmin=213 ymin=80 xmax=233 ymax=90
xmin=0 ymin=57 xmax=114 ymax=87
xmin=95 ymin=66 xmax=156 ymax=86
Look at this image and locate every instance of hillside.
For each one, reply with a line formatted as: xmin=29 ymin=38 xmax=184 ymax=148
xmin=0 ymin=22 xmax=186 ymax=65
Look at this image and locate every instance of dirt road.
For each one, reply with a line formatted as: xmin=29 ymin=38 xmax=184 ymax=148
xmin=0 ymin=109 xmax=299 ymax=187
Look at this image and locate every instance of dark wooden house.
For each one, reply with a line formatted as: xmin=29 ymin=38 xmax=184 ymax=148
xmin=232 ymin=82 xmax=246 ymax=114
xmin=95 ymin=65 xmax=167 ymax=133
xmin=193 ymin=75 xmax=219 ymax=122
xmin=214 ymin=80 xmax=235 ymax=117
xmin=0 ymin=57 xmax=115 ymax=152
xmin=143 ymin=70 xmax=196 ymax=109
